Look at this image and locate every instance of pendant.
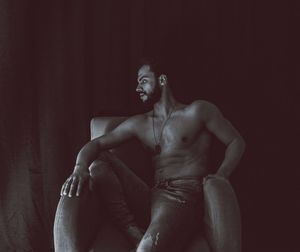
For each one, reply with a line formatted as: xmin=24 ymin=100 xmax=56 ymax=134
xmin=154 ymin=144 xmax=161 ymax=154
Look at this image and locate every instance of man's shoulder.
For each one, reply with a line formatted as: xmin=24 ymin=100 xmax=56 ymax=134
xmin=188 ymin=100 xmax=219 ymax=114
xmin=124 ymin=113 xmax=149 ymax=126
xmin=114 ymin=114 xmax=148 ymax=134
xmin=183 ymin=100 xmax=222 ymax=123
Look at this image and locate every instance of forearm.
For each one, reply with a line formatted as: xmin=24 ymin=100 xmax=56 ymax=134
xmin=217 ymin=137 xmax=246 ymax=177
xmin=74 ymin=139 xmax=102 ymax=171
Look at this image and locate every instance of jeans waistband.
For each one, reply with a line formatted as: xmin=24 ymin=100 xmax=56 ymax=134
xmin=154 ymin=176 xmax=203 ymax=189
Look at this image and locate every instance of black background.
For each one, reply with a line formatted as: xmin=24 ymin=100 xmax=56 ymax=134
xmin=0 ymin=0 xmax=298 ymax=251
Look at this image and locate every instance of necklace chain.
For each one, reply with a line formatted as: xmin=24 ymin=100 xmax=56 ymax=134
xmin=152 ymin=107 xmax=175 ymax=153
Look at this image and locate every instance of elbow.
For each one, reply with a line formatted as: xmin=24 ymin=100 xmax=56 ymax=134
xmin=229 ymin=136 xmax=246 ymax=154
xmin=80 ymin=139 xmax=102 ymax=157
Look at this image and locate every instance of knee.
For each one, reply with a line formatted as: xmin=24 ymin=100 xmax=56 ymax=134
xmin=88 ymin=158 xmax=114 ymax=189
xmin=89 ymin=156 xmax=112 ymax=177
xmin=136 ymin=227 xmax=161 ymax=252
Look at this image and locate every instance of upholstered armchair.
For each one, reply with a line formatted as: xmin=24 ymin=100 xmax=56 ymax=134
xmin=54 ymin=117 xmax=241 ymax=252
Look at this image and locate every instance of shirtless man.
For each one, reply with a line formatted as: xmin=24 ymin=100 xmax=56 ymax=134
xmin=61 ymin=60 xmax=246 ymax=252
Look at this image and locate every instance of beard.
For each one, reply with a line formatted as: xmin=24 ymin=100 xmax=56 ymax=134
xmin=139 ymin=88 xmax=161 ymax=111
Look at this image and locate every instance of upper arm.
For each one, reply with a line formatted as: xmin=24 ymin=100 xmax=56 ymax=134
xmin=92 ymin=116 xmax=141 ymax=150
xmin=196 ymin=101 xmax=243 ymax=146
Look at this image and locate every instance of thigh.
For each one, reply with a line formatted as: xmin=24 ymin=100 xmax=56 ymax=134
xmin=137 ymin=189 xmax=200 ymax=252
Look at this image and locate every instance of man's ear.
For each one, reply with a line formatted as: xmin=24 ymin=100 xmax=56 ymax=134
xmin=159 ymin=74 xmax=167 ymax=86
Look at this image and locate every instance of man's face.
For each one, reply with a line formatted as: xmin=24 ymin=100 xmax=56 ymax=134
xmin=136 ymin=65 xmax=160 ymax=103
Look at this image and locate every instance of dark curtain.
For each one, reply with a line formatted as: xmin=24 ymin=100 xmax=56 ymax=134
xmin=0 ymin=0 xmax=298 ymax=251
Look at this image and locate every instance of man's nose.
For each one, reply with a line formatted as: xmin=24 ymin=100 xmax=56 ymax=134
xmin=136 ymin=83 xmax=142 ymax=92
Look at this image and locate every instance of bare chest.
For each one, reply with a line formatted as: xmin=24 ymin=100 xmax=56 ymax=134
xmin=137 ymin=114 xmax=206 ymax=154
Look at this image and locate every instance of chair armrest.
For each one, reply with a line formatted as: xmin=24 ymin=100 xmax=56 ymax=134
xmin=203 ymin=176 xmax=241 ymax=252
xmin=53 ymin=188 xmax=104 ymax=252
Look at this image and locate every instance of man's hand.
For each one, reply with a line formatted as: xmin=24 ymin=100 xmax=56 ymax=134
xmin=60 ymin=167 xmax=89 ymax=197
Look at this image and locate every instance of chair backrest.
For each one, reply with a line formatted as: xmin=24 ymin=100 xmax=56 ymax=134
xmin=90 ymin=117 xmax=127 ymax=140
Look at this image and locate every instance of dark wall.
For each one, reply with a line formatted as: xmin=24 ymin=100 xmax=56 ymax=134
xmin=0 ymin=0 xmax=298 ymax=251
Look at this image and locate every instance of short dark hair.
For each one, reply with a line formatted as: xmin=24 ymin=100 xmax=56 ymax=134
xmin=137 ymin=56 xmax=168 ymax=79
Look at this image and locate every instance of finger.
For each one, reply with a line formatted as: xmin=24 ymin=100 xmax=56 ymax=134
xmin=60 ymin=182 xmax=66 ymax=196
xmin=60 ymin=178 xmax=71 ymax=196
xmin=63 ymin=177 xmax=73 ymax=196
xmin=76 ymin=179 xmax=83 ymax=197
xmin=68 ymin=177 xmax=78 ymax=197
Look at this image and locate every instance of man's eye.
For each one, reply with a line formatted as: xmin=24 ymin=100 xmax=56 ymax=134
xmin=142 ymin=79 xmax=147 ymax=84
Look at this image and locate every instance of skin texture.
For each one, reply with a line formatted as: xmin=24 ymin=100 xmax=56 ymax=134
xmin=60 ymin=64 xmax=246 ymax=251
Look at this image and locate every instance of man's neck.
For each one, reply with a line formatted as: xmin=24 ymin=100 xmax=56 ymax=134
xmin=153 ymin=86 xmax=178 ymax=117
